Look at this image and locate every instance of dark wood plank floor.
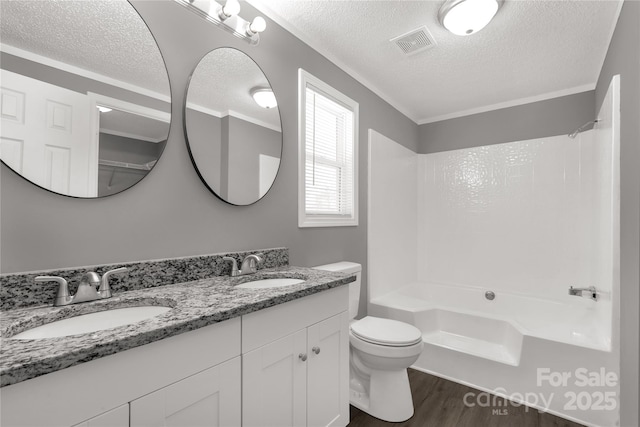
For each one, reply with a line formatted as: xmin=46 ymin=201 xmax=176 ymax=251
xmin=348 ymin=369 xmax=585 ymax=427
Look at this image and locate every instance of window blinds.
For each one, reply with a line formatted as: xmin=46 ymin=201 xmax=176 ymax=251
xmin=304 ymin=85 xmax=354 ymax=217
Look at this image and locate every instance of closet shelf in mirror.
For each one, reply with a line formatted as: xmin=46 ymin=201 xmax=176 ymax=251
xmin=98 ymin=159 xmax=157 ymax=171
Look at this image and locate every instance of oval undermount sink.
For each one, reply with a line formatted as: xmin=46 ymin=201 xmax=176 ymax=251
xmin=10 ymin=306 xmax=171 ymax=340
xmin=236 ymin=278 xmax=305 ymax=290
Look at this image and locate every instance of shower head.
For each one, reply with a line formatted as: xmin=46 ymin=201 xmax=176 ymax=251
xmin=568 ymin=119 xmax=599 ymax=139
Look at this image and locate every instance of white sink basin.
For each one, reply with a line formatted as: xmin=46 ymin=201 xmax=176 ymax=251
xmin=236 ymin=278 xmax=305 ymax=290
xmin=11 ymin=306 xmax=172 ymax=340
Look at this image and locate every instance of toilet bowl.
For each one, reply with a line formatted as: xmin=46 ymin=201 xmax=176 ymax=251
xmin=313 ymin=262 xmax=424 ymax=422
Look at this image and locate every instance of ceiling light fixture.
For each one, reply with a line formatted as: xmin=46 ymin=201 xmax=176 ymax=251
xmin=251 ymin=88 xmax=277 ymax=109
xmin=174 ymin=0 xmax=267 ymax=45
xmin=438 ymin=0 xmax=503 ymax=36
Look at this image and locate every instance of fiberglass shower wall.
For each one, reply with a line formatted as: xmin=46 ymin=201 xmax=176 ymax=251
xmin=369 ymin=87 xmax=618 ymax=348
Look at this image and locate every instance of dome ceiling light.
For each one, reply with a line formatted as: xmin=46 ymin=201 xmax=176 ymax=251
xmin=251 ymin=87 xmax=277 ymax=109
xmin=438 ymin=0 xmax=503 ymax=36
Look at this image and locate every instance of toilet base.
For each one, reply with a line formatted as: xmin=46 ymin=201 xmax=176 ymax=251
xmin=349 ymin=368 xmax=414 ymax=422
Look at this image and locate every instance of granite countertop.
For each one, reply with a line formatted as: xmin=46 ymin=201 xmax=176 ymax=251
xmin=0 ymin=266 xmax=355 ymax=387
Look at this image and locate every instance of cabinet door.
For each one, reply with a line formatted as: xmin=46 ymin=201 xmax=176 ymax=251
xmin=243 ymin=329 xmax=307 ymax=427
xmin=307 ymin=312 xmax=349 ymax=427
xmin=72 ymin=404 xmax=129 ymax=427
xmin=130 ymin=356 xmax=241 ymax=427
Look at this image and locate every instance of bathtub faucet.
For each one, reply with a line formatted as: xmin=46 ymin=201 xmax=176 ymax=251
xmin=568 ymin=286 xmax=599 ymax=301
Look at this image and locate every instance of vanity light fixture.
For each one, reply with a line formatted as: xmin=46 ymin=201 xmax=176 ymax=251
xmin=174 ymin=0 xmax=267 ymax=45
xmin=251 ymin=87 xmax=277 ymax=109
xmin=218 ymin=0 xmax=240 ymax=20
xmin=438 ymin=0 xmax=503 ymax=36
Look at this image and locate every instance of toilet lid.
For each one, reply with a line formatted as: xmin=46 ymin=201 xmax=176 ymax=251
xmin=350 ymin=316 xmax=422 ymax=347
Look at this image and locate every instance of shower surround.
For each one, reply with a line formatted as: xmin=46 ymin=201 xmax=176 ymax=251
xmin=368 ymin=77 xmax=620 ymax=426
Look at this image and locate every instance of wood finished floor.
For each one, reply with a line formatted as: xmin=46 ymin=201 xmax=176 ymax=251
xmin=347 ymin=369 xmax=585 ymax=427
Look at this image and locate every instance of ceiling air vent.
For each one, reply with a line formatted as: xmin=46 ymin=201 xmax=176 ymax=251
xmin=390 ymin=26 xmax=437 ymax=55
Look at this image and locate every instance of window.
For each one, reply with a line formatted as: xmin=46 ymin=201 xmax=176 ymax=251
xmin=298 ymin=69 xmax=359 ymax=227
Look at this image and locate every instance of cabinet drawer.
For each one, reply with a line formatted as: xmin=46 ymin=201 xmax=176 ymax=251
xmin=242 ymin=286 xmax=348 ymax=353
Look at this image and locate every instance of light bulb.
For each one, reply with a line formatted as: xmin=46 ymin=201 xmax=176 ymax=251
xmin=248 ymin=16 xmax=266 ymax=35
xmin=220 ymin=0 xmax=240 ymax=19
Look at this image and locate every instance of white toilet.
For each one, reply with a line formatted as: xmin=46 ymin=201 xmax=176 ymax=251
xmin=313 ymin=262 xmax=423 ymax=422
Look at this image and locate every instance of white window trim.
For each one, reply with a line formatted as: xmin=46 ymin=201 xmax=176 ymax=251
xmin=298 ymin=69 xmax=359 ymax=228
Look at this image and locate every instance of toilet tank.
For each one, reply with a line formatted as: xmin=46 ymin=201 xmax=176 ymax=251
xmin=312 ymin=261 xmax=362 ymax=319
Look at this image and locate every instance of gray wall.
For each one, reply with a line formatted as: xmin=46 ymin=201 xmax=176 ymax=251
xmin=418 ymin=91 xmax=595 ymax=153
xmin=185 ymin=109 xmax=223 ymax=194
xmin=227 ymin=116 xmax=281 ymax=205
xmin=595 ymin=2 xmax=640 ymax=426
xmin=0 ymin=0 xmax=419 ymax=327
xmin=185 ymin=111 xmax=282 ymax=204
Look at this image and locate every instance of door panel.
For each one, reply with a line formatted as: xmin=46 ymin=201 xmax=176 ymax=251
xmin=130 ymin=357 xmax=241 ymax=427
xmin=307 ymin=312 xmax=349 ymax=427
xmin=243 ymin=329 xmax=307 ymax=427
xmin=0 ymin=69 xmax=95 ymax=196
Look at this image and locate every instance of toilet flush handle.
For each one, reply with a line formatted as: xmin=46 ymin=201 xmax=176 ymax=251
xmin=312 ymin=346 xmax=320 ymax=355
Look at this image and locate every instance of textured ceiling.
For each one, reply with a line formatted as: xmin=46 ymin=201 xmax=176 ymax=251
xmin=187 ymin=48 xmax=281 ymax=130
xmin=0 ymin=0 xmax=170 ymax=97
xmin=249 ymin=0 xmax=622 ymax=123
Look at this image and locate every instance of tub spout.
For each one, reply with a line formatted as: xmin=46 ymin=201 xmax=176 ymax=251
xmin=568 ymin=286 xmax=599 ymax=301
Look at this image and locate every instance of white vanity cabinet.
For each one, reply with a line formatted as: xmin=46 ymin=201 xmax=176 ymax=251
xmin=1 ymin=285 xmax=349 ymax=427
xmin=242 ymin=287 xmax=350 ymax=427
xmin=130 ymin=357 xmax=241 ymax=427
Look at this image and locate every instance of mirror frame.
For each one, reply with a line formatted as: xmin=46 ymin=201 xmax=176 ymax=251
xmin=0 ymin=0 xmax=172 ymax=199
xmin=183 ymin=47 xmax=283 ymax=206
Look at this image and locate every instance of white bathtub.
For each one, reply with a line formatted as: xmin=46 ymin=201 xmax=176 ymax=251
xmin=369 ymin=282 xmax=618 ymax=427
xmin=371 ymin=282 xmax=611 ymax=359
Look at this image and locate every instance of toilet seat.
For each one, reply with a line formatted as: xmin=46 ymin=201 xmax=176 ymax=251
xmin=350 ymin=316 xmax=422 ymax=347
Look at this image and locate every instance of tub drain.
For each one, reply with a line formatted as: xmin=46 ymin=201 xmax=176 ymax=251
xmin=485 ymin=291 xmax=495 ymax=300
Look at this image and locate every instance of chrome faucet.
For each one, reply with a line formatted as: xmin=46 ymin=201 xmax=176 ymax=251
xmin=36 ymin=267 xmax=128 ymax=306
xmin=223 ymin=253 xmax=264 ymax=277
xmin=568 ymin=286 xmax=599 ymax=301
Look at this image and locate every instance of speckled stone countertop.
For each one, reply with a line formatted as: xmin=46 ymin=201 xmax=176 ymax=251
xmin=0 ymin=266 xmax=355 ymax=387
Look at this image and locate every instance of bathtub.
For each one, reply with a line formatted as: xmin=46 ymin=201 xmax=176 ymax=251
xmin=369 ymin=282 xmax=617 ymax=427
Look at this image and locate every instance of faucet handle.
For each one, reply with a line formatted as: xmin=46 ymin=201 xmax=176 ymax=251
xmin=35 ymin=276 xmax=72 ymax=306
xmin=223 ymin=257 xmax=239 ymax=277
xmin=99 ymin=267 xmax=128 ymax=298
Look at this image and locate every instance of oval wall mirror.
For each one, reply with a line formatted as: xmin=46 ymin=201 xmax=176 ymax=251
xmin=0 ymin=0 xmax=171 ymax=198
xmin=185 ymin=48 xmax=282 ymax=206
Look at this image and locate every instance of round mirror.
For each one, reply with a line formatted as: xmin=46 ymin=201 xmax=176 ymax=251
xmin=0 ymin=0 xmax=171 ymax=198
xmin=185 ymin=48 xmax=282 ymax=206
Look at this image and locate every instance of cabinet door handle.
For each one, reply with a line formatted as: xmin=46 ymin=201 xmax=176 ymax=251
xmin=299 ymin=353 xmax=307 ymax=362
xmin=312 ymin=346 xmax=320 ymax=355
